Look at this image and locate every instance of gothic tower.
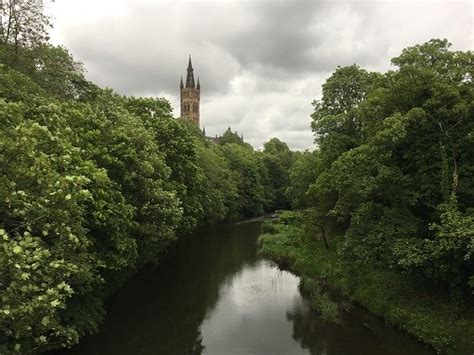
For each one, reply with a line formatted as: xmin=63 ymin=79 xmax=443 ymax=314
xmin=180 ymin=55 xmax=200 ymax=125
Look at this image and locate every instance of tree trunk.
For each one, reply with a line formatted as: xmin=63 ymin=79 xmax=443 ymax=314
xmin=321 ymin=224 xmax=330 ymax=250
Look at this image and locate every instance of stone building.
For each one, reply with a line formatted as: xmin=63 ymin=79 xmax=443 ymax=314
xmin=180 ymin=55 xmax=200 ymax=125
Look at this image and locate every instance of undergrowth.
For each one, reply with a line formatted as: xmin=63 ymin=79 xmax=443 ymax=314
xmin=258 ymin=211 xmax=474 ymax=355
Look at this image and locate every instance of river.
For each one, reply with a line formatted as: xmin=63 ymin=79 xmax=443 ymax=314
xmin=67 ymin=218 xmax=434 ymax=355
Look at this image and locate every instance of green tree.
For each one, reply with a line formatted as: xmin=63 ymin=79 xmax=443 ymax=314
xmin=262 ymin=138 xmax=293 ymax=210
xmin=286 ymin=151 xmax=320 ymax=209
xmin=220 ymin=143 xmax=267 ymax=217
xmin=0 ymin=99 xmax=134 ymax=352
xmin=125 ymin=96 xmax=203 ymax=235
xmin=305 ymin=39 xmax=474 ymax=296
xmin=0 ymin=0 xmax=51 ymax=70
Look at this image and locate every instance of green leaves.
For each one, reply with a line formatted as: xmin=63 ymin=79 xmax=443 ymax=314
xmin=305 ymin=39 xmax=474 ymax=299
xmin=0 ymin=89 xmax=177 ymax=351
xmin=0 ymin=60 xmax=296 ymax=352
xmin=220 ymin=143 xmax=267 ymax=217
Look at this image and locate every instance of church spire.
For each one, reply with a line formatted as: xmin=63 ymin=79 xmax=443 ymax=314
xmin=186 ymin=54 xmax=195 ymax=88
xmin=180 ymin=54 xmax=200 ymax=126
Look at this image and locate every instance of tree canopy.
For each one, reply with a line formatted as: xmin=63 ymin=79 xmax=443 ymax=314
xmin=289 ymin=39 xmax=474 ymax=299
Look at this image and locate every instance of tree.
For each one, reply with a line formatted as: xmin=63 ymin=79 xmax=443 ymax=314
xmin=262 ymin=138 xmax=293 ymax=210
xmin=0 ymin=0 xmax=51 ymax=69
xmin=220 ymin=143 xmax=267 ymax=217
xmin=304 ymin=39 xmax=474 ymax=296
xmin=286 ymin=151 xmax=320 ymax=209
xmin=194 ymin=136 xmax=240 ymax=222
xmin=29 ymin=44 xmax=96 ymax=100
xmin=126 ymin=96 xmax=204 ymax=235
xmin=0 ymin=99 xmax=134 ymax=353
xmin=311 ymin=65 xmax=381 ymax=165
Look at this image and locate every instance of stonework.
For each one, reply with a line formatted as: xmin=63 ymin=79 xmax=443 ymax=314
xmin=180 ymin=55 xmax=200 ymax=125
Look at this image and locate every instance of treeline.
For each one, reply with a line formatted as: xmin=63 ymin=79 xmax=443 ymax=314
xmin=277 ymin=39 xmax=474 ymax=351
xmin=0 ymin=2 xmax=295 ymax=353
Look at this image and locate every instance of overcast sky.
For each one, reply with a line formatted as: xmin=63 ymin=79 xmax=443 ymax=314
xmin=47 ymin=0 xmax=473 ymax=150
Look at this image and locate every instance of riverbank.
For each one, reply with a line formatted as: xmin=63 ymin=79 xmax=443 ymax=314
xmin=258 ymin=211 xmax=474 ymax=355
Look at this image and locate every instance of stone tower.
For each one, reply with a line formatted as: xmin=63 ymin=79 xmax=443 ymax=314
xmin=180 ymin=55 xmax=200 ymax=125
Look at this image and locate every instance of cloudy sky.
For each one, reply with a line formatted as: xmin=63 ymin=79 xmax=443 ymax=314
xmin=47 ymin=0 xmax=473 ymax=150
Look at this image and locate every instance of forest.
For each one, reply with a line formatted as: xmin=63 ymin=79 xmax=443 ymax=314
xmin=0 ymin=2 xmax=296 ymax=353
xmin=1 ymin=0 xmax=473 ymax=354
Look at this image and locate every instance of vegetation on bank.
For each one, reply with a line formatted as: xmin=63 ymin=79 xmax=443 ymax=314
xmin=0 ymin=2 xmax=295 ymax=353
xmin=260 ymin=39 xmax=474 ymax=354
xmin=259 ymin=211 xmax=474 ymax=354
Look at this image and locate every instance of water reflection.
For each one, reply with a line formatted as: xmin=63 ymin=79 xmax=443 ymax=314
xmin=200 ymin=261 xmax=308 ymax=355
xmin=63 ymin=220 xmax=433 ymax=355
xmin=286 ymin=296 xmax=434 ymax=355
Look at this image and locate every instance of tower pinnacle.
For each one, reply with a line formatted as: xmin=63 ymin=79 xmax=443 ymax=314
xmin=180 ymin=55 xmax=200 ymax=126
xmin=186 ymin=54 xmax=195 ymax=88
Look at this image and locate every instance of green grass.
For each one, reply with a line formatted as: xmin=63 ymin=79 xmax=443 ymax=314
xmin=258 ymin=213 xmax=474 ymax=355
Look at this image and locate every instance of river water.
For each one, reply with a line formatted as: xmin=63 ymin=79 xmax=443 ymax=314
xmin=68 ymin=219 xmax=434 ymax=355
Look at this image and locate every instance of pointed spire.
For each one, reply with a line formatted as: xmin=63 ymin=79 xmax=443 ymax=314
xmin=186 ymin=54 xmax=195 ymax=88
xmin=197 ymin=77 xmax=200 ymax=90
xmin=188 ymin=54 xmax=193 ymax=70
xmin=180 ymin=76 xmax=184 ymax=89
xmin=202 ymin=126 xmax=206 ymax=137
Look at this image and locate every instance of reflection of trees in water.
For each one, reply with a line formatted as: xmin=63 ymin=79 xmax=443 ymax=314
xmin=67 ymin=221 xmax=262 ymax=355
xmin=286 ymin=297 xmax=332 ymax=355
xmin=286 ymin=292 xmax=435 ymax=355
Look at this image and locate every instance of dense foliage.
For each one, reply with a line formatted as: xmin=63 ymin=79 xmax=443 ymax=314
xmin=0 ymin=5 xmax=295 ymax=353
xmin=288 ymin=39 xmax=474 ymax=308
xmin=261 ymin=43 xmax=474 ymax=351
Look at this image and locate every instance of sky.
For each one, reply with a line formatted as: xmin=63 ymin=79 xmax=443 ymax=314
xmin=47 ymin=0 xmax=473 ymax=150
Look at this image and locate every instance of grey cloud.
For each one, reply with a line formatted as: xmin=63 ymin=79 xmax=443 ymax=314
xmin=211 ymin=1 xmax=391 ymax=78
xmin=61 ymin=2 xmax=241 ymax=95
xmin=216 ymin=1 xmax=328 ymax=73
xmin=50 ymin=0 xmax=473 ymax=150
xmin=62 ymin=1 xmax=387 ymax=97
